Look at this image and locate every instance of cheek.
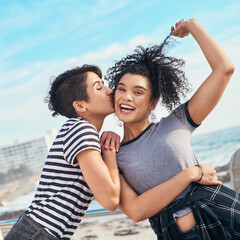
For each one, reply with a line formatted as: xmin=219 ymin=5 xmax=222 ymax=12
xmin=114 ymin=93 xmax=119 ymax=104
xmin=113 ymin=100 xmax=118 ymax=111
xmin=138 ymin=95 xmax=150 ymax=104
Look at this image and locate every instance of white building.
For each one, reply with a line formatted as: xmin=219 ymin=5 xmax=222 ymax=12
xmin=0 ymin=130 xmax=57 ymax=174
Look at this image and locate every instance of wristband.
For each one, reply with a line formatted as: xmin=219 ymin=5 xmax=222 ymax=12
xmin=195 ymin=164 xmax=204 ymax=183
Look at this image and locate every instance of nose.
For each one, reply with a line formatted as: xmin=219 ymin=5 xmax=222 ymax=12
xmin=105 ymin=86 xmax=113 ymax=96
xmin=122 ymin=91 xmax=133 ymax=101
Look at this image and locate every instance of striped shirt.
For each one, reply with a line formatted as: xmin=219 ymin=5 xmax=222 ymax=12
xmin=26 ymin=118 xmax=101 ymax=239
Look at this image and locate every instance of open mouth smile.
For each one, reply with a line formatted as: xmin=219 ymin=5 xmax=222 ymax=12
xmin=119 ymin=104 xmax=135 ymax=113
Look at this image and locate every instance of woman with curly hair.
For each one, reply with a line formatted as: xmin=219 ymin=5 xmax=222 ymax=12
xmin=103 ymin=18 xmax=240 ymax=239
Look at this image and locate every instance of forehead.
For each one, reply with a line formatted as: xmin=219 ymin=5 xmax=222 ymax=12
xmin=119 ymin=73 xmax=150 ymax=88
xmin=85 ymin=72 xmax=102 ymax=86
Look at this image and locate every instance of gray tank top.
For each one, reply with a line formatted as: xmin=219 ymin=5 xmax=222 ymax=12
xmin=117 ymin=102 xmax=200 ymax=216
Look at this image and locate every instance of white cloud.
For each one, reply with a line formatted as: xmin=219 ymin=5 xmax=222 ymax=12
xmin=0 ymin=29 xmax=163 ymax=144
xmin=1 ymin=2 xmax=240 ymax=145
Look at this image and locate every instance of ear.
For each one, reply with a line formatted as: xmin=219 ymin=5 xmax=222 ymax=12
xmin=149 ymin=99 xmax=158 ymax=111
xmin=73 ymin=100 xmax=87 ymax=113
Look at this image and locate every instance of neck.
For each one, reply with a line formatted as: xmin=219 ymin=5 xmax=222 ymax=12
xmin=80 ymin=115 xmax=105 ymax=132
xmin=122 ymin=119 xmax=151 ymax=143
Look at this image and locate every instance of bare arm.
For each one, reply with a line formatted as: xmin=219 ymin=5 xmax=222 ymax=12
xmin=172 ymin=18 xmax=234 ymax=125
xmin=119 ymin=164 xmax=221 ymax=222
xmin=77 ymin=149 xmax=120 ymax=211
xmin=100 ymin=147 xmax=221 ymax=222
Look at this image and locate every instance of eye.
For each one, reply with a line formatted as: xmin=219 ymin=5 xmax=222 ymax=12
xmin=117 ymin=87 xmax=125 ymax=92
xmin=135 ymin=91 xmax=143 ymax=95
xmin=96 ymin=82 xmax=104 ymax=90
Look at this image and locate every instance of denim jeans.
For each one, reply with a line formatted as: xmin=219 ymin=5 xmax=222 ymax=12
xmin=4 ymin=213 xmax=57 ymax=240
xmin=181 ymin=225 xmax=201 ymax=240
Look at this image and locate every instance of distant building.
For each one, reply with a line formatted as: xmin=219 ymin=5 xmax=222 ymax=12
xmin=0 ymin=130 xmax=57 ymax=174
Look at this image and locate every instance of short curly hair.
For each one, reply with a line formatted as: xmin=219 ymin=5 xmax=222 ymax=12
xmin=105 ymin=34 xmax=189 ymax=111
xmin=45 ymin=64 xmax=102 ymax=118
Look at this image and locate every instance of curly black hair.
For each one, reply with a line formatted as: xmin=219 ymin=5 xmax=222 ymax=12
xmin=45 ymin=64 xmax=102 ymax=118
xmin=105 ymin=34 xmax=190 ymax=111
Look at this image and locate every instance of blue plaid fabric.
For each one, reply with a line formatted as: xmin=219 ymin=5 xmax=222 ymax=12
xmin=149 ymin=184 xmax=240 ymax=240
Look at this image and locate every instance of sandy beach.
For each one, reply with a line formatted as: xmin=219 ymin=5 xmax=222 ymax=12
xmin=71 ymin=213 xmax=156 ymax=240
xmin=0 ymin=211 xmax=156 ymax=239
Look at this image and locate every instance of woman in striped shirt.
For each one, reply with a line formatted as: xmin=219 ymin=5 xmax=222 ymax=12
xmin=4 ymin=65 xmax=121 ymax=240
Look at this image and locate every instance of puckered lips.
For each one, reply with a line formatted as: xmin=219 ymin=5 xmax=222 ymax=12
xmin=119 ymin=103 xmax=135 ymax=114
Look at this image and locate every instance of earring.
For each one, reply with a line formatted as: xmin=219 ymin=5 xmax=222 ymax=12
xmin=149 ymin=111 xmax=156 ymax=122
xmin=118 ymin=121 xmax=123 ymax=127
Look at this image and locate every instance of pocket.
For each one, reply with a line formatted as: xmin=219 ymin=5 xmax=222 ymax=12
xmin=7 ymin=220 xmax=34 ymax=239
xmin=4 ymin=227 xmax=29 ymax=240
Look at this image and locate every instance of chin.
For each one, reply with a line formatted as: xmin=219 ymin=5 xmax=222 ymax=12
xmin=118 ymin=116 xmax=133 ymax=124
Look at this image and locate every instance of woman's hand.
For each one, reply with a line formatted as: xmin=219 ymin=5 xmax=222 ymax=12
xmin=100 ymin=131 xmax=121 ymax=152
xmin=171 ymin=18 xmax=191 ymax=38
xmin=192 ymin=164 xmax=222 ymax=185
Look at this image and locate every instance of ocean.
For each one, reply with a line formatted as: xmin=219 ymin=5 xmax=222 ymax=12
xmin=192 ymin=125 xmax=240 ymax=167
xmin=1 ymin=125 xmax=240 ymax=216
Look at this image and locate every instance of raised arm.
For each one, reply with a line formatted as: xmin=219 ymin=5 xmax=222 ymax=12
xmin=171 ymin=18 xmax=234 ymax=125
xmin=119 ymin=164 xmax=221 ymax=222
xmin=77 ymin=149 xmax=120 ymax=211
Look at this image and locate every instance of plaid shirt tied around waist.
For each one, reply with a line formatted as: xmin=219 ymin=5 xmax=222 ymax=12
xmin=149 ymin=184 xmax=240 ymax=240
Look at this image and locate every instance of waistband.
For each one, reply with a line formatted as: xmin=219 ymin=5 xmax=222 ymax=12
xmin=20 ymin=213 xmax=58 ymax=240
xmin=181 ymin=225 xmax=200 ymax=238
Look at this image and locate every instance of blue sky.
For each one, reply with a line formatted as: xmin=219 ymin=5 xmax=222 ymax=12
xmin=1 ymin=0 xmax=240 ymax=145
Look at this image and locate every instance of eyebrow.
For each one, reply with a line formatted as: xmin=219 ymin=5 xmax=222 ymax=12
xmin=93 ymin=80 xmax=102 ymax=86
xmin=118 ymin=82 xmax=147 ymax=91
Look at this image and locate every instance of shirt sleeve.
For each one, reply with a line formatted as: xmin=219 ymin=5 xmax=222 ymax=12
xmin=170 ymin=101 xmax=201 ymax=133
xmin=63 ymin=121 xmax=101 ymax=166
xmin=184 ymin=101 xmax=201 ymax=128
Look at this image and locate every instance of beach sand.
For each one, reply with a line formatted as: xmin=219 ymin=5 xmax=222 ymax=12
xmin=71 ymin=213 xmax=156 ymax=240
xmin=0 ymin=212 xmax=156 ymax=239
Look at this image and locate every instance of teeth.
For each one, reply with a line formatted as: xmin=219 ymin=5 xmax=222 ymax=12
xmin=120 ymin=104 xmax=134 ymax=110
